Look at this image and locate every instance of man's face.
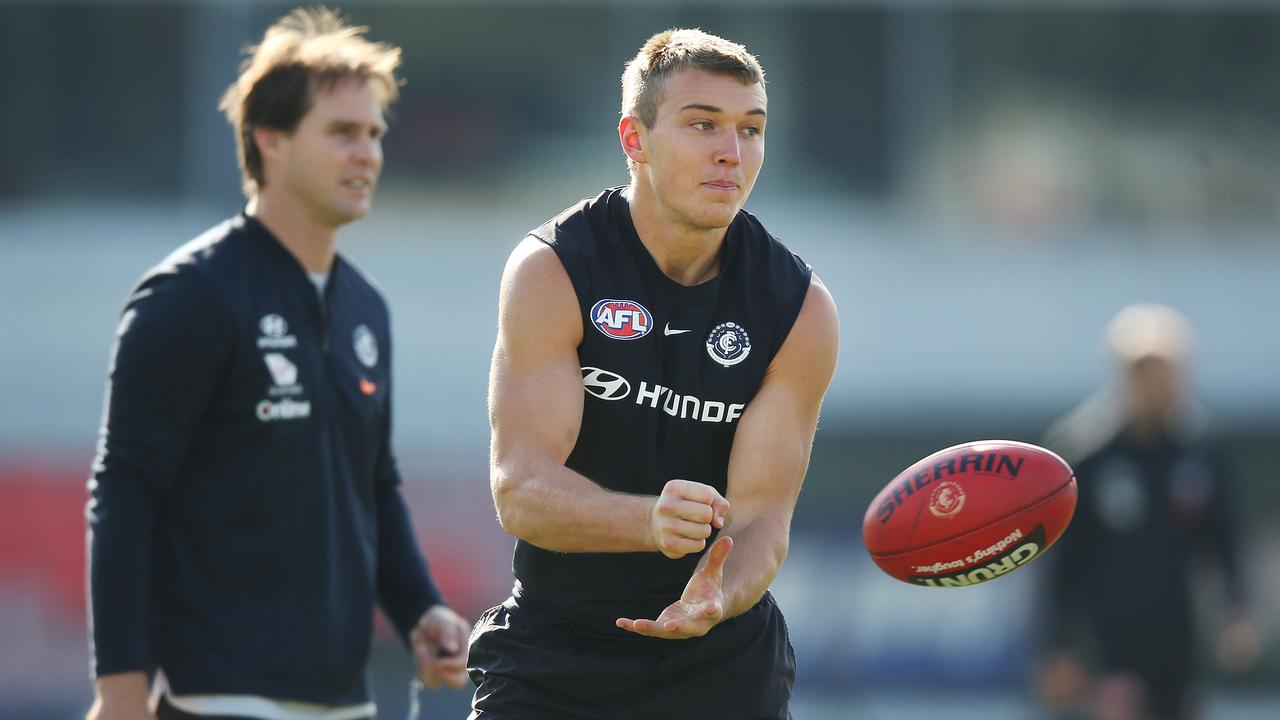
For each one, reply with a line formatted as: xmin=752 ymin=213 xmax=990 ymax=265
xmin=632 ymin=68 xmax=767 ymax=231
xmin=269 ymin=77 xmax=386 ymax=227
xmin=1126 ymin=355 xmax=1184 ymax=426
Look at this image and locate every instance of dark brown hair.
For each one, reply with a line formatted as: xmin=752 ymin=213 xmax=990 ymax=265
xmin=219 ymin=7 xmax=402 ymax=197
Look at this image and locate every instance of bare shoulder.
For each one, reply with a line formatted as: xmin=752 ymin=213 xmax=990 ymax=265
xmin=772 ymin=274 xmax=839 ymax=378
xmin=497 ymin=236 xmax=582 ymax=348
xmin=501 ymin=236 xmax=569 ymax=291
xmin=800 ymin=274 xmax=839 ymax=333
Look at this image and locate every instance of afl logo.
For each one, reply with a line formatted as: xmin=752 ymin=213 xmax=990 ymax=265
xmin=581 ymin=367 xmax=631 ymax=401
xmin=706 ymin=322 xmax=752 ymax=367
xmin=929 ymin=481 xmax=966 ymax=519
xmin=590 ymin=299 xmax=652 ymax=341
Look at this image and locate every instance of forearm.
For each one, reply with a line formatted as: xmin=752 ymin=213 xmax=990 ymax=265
xmin=492 ymin=461 xmax=657 ymax=553
xmin=718 ymin=513 xmax=789 ymax=619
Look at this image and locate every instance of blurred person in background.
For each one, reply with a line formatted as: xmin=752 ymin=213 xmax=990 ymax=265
xmin=471 ymin=28 xmax=838 ymax=720
xmin=84 ymin=8 xmax=468 ymax=720
xmin=1037 ymin=304 xmax=1260 ymax=720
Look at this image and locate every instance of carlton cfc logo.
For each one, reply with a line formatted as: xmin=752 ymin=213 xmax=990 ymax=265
xmin=590 ymin=299 xmax=652 ymax=341
xmin=706 ymin=322 xmax=752 ymax=367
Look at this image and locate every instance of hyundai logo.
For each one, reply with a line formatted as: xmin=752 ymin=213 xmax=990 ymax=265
xmin=581 ymin=366 xmax=630 ymax=401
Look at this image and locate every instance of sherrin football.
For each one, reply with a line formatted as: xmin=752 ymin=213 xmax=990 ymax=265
xmin=862 ymin=440 xmax=1076 ymax=587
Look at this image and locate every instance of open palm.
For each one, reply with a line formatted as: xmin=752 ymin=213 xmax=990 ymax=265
xmin=617 ymin=535 xmax=734 ymax=639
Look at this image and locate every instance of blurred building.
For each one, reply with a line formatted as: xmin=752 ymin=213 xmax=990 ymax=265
xmin=1 ymin=1 xmax=1277 ymax=719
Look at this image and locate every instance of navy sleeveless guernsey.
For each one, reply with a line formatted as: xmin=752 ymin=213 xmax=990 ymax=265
xmin=512 ymin=187 xmax=812 ymax=629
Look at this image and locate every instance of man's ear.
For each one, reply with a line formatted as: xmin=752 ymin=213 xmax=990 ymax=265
xmin=253 ymin=125 xmax=286 ymax=162
xmin=619 ymin=115 xmax=646 ymax=167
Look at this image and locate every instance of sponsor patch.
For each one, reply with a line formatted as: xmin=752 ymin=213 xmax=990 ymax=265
xmin=257 ymin=313 xmax=297 ymax=349
xmin=262 ymin=353 xmax=298 ymax=387
xmin=577 ymin=366 xmax=745 ymax=424
xmin=260 ymin=314 xmax=288 ymax=338
xmin=261 ymin=353 xmax=303 ymax=397
xmin=632 ymin=380 xmax=745 ymax=423
xmin=590 ymin=299 xmax=652 ymax=340
xmin=582 ymin=367 xmax=630 ymax=401
xmin=255 ymin=397 xmax=311 ymax=422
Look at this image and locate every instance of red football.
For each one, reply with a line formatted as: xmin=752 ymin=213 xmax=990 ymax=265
xmin=862 ymin=440 xmax=1076 ymax=587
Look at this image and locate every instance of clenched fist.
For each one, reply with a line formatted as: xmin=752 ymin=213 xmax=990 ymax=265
xmin=650 ymin=479 xmax=729 ymax=559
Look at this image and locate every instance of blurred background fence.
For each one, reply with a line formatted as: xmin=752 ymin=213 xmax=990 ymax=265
xmin=1 ymin=1 xmax=1277 ymax=718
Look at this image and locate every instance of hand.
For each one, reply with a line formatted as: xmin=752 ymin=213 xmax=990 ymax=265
xmin=1216 ymin=615 xmax=1261 ymax=673
xmin=650 ymin=479 xmax=730 ymax=560
xmin=1093 ymin=673 xmax=1144 ymax=720
xmin=1037 ymin=652 xmax=1089 ymax=711
xmin=86 ymin=672 xmax=154 ymax=720
xmin=409 ymin=604 xmax=471 ymax=690
xmin=617 ymin=535 xmax=733 ymax=639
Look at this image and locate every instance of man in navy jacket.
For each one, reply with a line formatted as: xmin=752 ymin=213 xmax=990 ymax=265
xmin=85 ymin=9 xmax=469 ymax=720
xmin=1038 ymin=304 xmax=1258 ymax=720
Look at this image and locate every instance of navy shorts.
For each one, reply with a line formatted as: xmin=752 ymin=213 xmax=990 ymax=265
xmin=1099 ymin=629 xmax=1196 ymax=719
xmin=467 ymin=591 xmax=795 ymax=720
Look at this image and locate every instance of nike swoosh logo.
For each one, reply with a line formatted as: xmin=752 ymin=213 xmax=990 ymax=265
xmin=664 ymin=323 xmax=692 ymax=336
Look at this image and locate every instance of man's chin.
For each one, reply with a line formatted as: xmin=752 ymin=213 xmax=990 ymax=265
xmin=688 ymin=205 xmax=740 ymax=232
xmin=328 ymin=202 xmax=371 ymax=227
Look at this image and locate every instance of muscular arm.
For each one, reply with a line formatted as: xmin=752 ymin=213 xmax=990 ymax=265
xmin=488 ymin=238 xmax=726 ymax=556
xmin=716 ymin=277 xmax=839 ymax=618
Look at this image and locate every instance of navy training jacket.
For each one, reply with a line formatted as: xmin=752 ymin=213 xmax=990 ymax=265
xmin=87 ymin=212 xmax=443 ymax=706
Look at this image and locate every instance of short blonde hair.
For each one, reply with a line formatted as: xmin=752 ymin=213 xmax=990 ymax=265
xmin=219 ymin=7 xmax=402 ymax=197
xmin=621 ymin=28 xmax=765 ymax=130
xmin=1107 ymin=304 xmax=1193 ymax=364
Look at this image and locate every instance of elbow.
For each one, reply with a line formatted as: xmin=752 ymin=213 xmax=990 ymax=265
xmin=777 ymin=528 xmax=790 ymax=558
xmin=760 ymin=512 xmax=791 ymax=574
xmin=490 ymin=462 xmax=531 ymax=539
xmin=771 ymin=532 xmax=790 ymax=575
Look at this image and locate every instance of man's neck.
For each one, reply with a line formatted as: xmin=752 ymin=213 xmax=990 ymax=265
xmin=625 ymin=183 xmax=726 ymax=287
xmin=1124 ymin=416 xmax=1169 ymax=445
xmin=246 ymin=193 xmax=339 ymax=273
